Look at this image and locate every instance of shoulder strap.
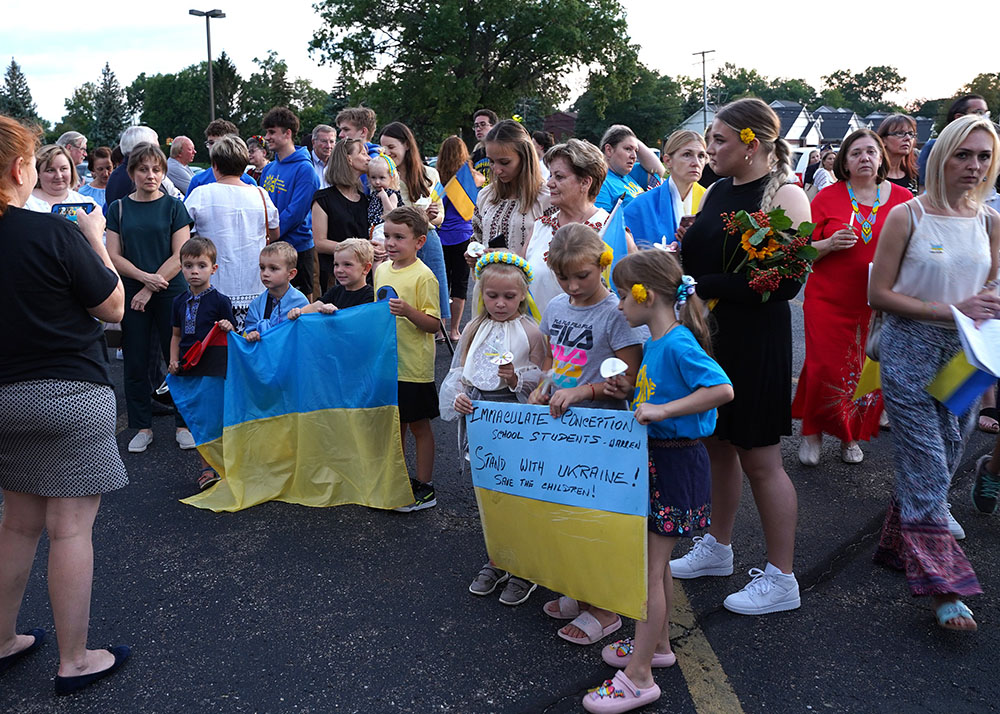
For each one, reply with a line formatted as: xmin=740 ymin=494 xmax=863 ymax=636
xmin=117 ymin=198 xmax=124 ymax=250
xmin=903 ymin=202 xmax=916 ymax=252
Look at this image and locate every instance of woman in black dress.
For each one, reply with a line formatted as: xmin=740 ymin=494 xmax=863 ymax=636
xmin=311 ymin=139 xmax=370 ymax=293
xmin=674 ymin=98 xmax=811 ymax=615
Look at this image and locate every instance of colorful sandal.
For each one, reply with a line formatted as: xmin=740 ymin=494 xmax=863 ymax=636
xmin=935 ymin=600 xmax=977 ymax=632
xmin=601 ymin=637 xmax=676 ymax=668
xmin=197 ymin=467 xmax=221 ymax=491
xmin=582 ymin=670 xmax=661 ymax=713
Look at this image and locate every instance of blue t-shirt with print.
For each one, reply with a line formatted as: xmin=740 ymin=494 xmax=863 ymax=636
xmin=595 ymin=170 xmax=644 ymax=212
xmin=632 ymin=326 xmax=731 ymax=440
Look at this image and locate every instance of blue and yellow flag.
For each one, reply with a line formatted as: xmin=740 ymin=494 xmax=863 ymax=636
xmin=444 ymin=163 xmax=480 ymax=221
xmin=926 ymin=350 xmax=997 ymax=415
xmin=167 ymin=302 xmax=412 ymax=512
xmin=599 ymin=197 xmax=629 ymax=293
xmin=467 ymin=402 xmax=648 ymax=620
xmin=429 ymin=180 xmax=446 ymax=204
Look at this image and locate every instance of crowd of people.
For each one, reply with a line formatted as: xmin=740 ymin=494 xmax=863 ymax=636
xmin=0 ymin=91 xmax=999 ymax=711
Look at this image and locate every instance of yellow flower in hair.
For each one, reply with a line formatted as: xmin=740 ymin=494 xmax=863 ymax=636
xmin=599 ymin=248 xmax=613 ymax=269
xmin=740 ymin=128 xmax=756 ymax=144
xmin=631 ymin=283 xmax=648 ymax=304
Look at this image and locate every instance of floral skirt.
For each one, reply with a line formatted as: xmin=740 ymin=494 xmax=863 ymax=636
xmin=647 ymin=439 xmax=711 ymax=538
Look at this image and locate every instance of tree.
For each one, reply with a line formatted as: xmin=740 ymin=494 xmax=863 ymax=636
xmin=710 ymin=63 xmax=769 ymax=106
xmin=0 ymin=58 xmax=43 ymax=125
xmin=962 ymin=73 xmax=1000 ymax=118
xmin=573 ymin=65 xmax=686 ymax=146
xmin=131 ymin=66 xmax=209 ymax=142
xmin=820 ymin=66 xmax=906 ymax=115
xmin=768 ymin=78 xmax=817 ymax=108
xmin=212 ymin=51 xmax=243 ymax=122
xmin=309 ymin=0 xmax=637 ymax=148
xmin=53 ymin=82 xmax=97 ymax=139
xmin=91 ymin=63 xmax=128 ymax=148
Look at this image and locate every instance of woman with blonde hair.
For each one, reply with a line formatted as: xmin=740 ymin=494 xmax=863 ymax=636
xmin=25 ymin=145 xmax=97 ymax=213
xmin=675 ymin=98 xmax=811 ymax=615
xmin=870 ymin=114 xmax=1000 ymax=631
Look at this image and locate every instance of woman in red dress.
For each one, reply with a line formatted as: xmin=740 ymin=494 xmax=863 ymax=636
xmin=792 ymin=129 xmax=912 ymax=465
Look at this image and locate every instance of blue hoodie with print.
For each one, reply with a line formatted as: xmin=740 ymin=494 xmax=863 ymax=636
xmin=260 ymin=146 xmax=320 ymax=252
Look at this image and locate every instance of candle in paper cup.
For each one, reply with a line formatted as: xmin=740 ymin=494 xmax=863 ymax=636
xmin=600 ymin=357 xmax=628 ymax=379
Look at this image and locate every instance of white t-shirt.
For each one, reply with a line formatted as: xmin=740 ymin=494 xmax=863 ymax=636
xmin=185 ymin=183 xmax=279 ymax=307
xmin=25 ymin=189 xmax=98 ymax=213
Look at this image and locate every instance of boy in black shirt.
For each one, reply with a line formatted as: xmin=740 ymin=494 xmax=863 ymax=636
xmin=289 ymin=238 xmax=375 ymax=318
xmin=168 ymin=237 xmax=235 ymax=490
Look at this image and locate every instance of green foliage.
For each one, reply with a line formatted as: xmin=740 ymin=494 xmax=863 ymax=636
xmin=573 ymin=65 xmax=686 ymax=146
xmin=53 ymin=82 xmax=97 ymax=139
xmin=710 ymin=63 xmax=770 ymax=105
xmin=0 ymin=58 xmax=44 ymax=127
xmin=309 ymin=0 xmax=636 ymax=147
xmin=820 ymin=66 xmax=906 ymax=115
xmin=91 ymin=63 xmax=128 ymax=148
xmin=131 ymin=65 xmax=209 ymax=142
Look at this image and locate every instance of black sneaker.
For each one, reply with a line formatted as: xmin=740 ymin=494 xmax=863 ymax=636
xmin=394 ymin=480 xmax=437 ymax=512
xmin=972 ymin=455 xmax=1000 ymax=514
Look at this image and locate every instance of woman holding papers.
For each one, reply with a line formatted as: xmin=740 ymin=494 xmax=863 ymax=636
xmin=869 ymin=114 xmax=1000 ymax=632
xmin=791 ymin=130 xmax=911 ymax=467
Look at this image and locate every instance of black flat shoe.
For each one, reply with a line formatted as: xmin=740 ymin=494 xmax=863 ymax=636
xmin=54 ymin=645 xmax=131 ymax=696
xmin=0 ymin=628 xmax=45 ymax=675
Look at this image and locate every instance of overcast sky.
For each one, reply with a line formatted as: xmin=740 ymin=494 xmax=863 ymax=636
xmin=3 ymin=0 xmax=995 ymax=125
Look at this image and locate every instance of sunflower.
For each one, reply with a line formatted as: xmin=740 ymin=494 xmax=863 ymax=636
xmin=740 ymin=230 xmax=780 ymax=260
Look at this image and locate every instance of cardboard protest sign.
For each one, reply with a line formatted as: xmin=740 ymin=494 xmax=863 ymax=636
xmin=467 ymin=402 xmax=648 ymax=619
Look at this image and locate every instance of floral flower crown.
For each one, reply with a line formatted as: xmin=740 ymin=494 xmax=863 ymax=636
xmin=248 ymin=135 xmax=266 ymax=148
xmin=740 ymin=128 xmax=756 ymax=144
xmin=475 ymin=251 xmax=534 ymax=283
xmin=375 ymin=150 xmax=398 ymax=177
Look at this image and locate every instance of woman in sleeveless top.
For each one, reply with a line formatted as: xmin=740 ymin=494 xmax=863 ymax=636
xmin=676 ymin=99 xmax=811 ymax=615
xmin=869 ymin=115 xmax=1000 ymax=632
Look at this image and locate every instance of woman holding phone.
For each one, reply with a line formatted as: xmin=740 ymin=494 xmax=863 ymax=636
xmin=25 ymin=145 xmax=97 ymax=213
xmin=791 ymin=129 xmax=911 ymax=466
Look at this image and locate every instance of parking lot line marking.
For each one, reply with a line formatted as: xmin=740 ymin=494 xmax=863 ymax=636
xmin=672 ymin=583 xmax=745 ymax=714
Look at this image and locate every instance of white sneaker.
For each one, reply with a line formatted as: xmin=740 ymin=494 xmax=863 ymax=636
xmin=175 ymin=429 xmax=196 ymax=450
xmin=798 ymin=436 xmax=821 ymax=466
xmin=670 ymin=534 xmax=734 ymax=579
xmin=840 ymin=441 xmax=864 ymax=464
xmin=946 ymin=504 xmax=966 ymax=540
xmin=128 ymin=431 xmax=153 ymax=453
xmin=723 ymin=563 xmax=801 ymax=615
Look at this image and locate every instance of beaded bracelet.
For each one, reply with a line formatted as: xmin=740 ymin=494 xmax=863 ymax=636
xmin=983 ymin=279 xmax=999 ymax=291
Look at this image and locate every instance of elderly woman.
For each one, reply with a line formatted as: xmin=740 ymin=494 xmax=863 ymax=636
xmin=246 ymin=135 xmax=270 ymax=184
xmin=877 ymin=114 xmax=919 ymax=196
xmin=523 ymin=138 xmax=609 ymax=314
xmin=56 ymin=130 xmax=88 ymax=187
xmin=106 ymin=143 xmax=192 ymax=454
xmin=25 ymin=145 xmax=98 ymax=213
xmin=0 ymin=116 xmax=130 ymax=694
xmin=870 ymin=114 xmax=1000 ymax=632
xmin=185 ymin=135 xmax=279 ymax=328
xmin=792 ymin=130 xmax=911 ymax=466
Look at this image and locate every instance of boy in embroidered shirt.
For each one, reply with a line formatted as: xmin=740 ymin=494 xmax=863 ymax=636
xmin=374 ymin=206 xmax=441 ymax=512
xmin=168 ymin=237 xmax=235 ymax=490
xmin=289 ymin=239 xmax=375 ymax=319
xmin=244 ymin=241 xmax=310 ymax=341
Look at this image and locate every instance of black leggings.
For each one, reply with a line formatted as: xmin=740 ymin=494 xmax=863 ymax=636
xmin=442 ymin=240 xmax=471 ymax=300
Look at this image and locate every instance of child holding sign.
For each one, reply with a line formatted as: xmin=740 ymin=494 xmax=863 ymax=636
xmin=581 ymin=250 xmax=733 ymax=714
xmin=440 ymin=251 xmax=547 ymax=605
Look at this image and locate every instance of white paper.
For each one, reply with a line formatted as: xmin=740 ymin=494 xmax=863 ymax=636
xmin=950 ymin=306 xmax=1000 ymax=377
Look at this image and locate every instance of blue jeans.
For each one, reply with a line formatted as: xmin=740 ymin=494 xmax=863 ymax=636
xmin=417 ymin=228 xmax=450 ymax=320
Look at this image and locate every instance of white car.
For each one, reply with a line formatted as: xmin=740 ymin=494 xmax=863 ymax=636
xmin=791 ymin=147 xmax=821 ymax=187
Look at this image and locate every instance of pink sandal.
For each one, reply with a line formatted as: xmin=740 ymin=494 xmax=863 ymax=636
xmin=543 ymin=596 xmax=581 ymax=620
xmin=582 ymin=670 xmax=661 ymax=713
xmin=557 ymin=610 xmax=621 ymax=645
xmin=601 ymin=637 xmax=676 ymax=668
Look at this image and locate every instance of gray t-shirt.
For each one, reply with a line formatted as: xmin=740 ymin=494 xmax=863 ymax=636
xmin=166 ymin=157 xmax=195 ymax=194
xmin=540 ymin=292 xmax=648 ymax=409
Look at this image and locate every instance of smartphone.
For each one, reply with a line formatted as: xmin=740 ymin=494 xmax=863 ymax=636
xmin=52 ymin=202 xmax=96 ymax=222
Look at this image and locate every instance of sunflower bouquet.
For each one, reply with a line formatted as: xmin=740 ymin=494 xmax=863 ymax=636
xmin=721 ymin=208 xmax=817 ymax=301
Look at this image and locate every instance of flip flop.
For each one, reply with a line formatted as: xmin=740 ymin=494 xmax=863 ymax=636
xmin=601 ymin=637 xmax=676 ymax=668
xmin=543 ymin=596 xmax=581 ymax=620
xmin=936 ymin=600 xmax=977 ymax=632
xmin=558 ymin=610 xmax=622 ymax=646
xmin=582 ymin=670 xmax=661 ymax=713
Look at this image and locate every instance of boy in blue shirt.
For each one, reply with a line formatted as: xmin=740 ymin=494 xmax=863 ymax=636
xmin=260 ymin=107 xmax=320 ymax=299
xmin=244 ymin=242 xmax=310 ymax=340
xmin=168 ymin=237 xmax=235 ymax=490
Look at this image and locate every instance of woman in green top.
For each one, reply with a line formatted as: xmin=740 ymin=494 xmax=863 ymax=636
xmin=106 ymin=143 xmax=192 ymax=453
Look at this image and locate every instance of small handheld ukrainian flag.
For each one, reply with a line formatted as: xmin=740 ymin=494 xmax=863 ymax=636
xmin=444 ymin=163 xmax=480 ymax=221
xmin=429 ymin=180 xmax=446 ymax=204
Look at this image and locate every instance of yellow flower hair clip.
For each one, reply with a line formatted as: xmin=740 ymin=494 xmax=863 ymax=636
xmin=740 ymin=128 xmax=756 ymax=145
xmin=474 ymin=251 xmax=534 ymax=283
xmin=599 ymin=247 xmax=614 ymax=269
xmin=631 ymin=283 xmax=648 ymax=304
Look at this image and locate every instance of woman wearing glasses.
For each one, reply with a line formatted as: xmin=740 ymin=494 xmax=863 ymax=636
xmin=877 ymin=114 xmax=919 ymax=196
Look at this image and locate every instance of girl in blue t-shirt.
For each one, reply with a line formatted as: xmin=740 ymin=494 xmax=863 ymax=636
xmin=581 ymin=250 xmax=733 ymax=714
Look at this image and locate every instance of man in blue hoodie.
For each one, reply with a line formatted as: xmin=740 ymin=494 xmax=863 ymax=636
xmin=260 ymin=107 xmax=321 ymax=298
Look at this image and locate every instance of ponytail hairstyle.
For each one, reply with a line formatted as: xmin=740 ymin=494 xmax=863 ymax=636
xmin=612 ymin=249 xmax=712 ymax=354
xmin=461 ymin=259 xmax=532 ymax=363
xmin=715 ymin=98 xmax=792 ymax=211
xmin=0 ymin=116 xmax=41 ymax=216
xmin=380 ymin=121 xmax=431 ymax=200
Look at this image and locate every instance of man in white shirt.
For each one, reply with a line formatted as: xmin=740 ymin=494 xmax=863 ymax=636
xmin=311 ymin=124 xmax=335 ymax=189
xmin=166 ymin=136 xmax=196 ymax=194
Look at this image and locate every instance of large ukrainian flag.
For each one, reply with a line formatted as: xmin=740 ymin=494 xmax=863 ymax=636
xmin=168 ymin=302 xmax=413 ymax=512
xmin=468 ymin=403 xmax=648 ymax=620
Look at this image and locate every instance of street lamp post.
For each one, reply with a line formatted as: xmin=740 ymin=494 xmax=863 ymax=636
xmin=189 ymin=9 xmax=226 ymax=122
